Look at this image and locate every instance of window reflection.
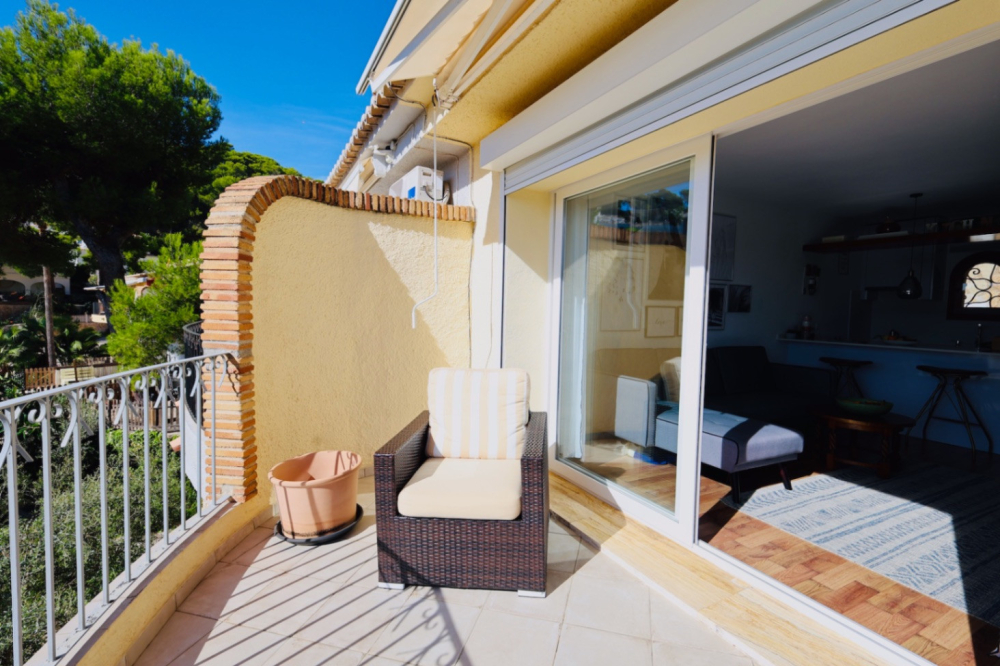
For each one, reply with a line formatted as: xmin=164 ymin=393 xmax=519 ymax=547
xmin=557 ymin=161 xmax=692 ymax=516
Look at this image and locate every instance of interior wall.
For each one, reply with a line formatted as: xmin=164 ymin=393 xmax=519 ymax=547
xmin=711 ymin=171 xmax=1000 ymax=449
xmin=868 ymin=245 xmax=1000 ymax=347
xmin=709 ymin=185 xmax=1000 ymax=353
xmin=706 ymin=191 xmax=841 ymax=356
xmin=503 ymin=189 xmax=552 ymax=411
xmin=253 ymin=197 xmax=472 ymax=498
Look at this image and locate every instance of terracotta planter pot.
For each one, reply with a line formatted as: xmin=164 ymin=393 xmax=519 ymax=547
xmin=269 ymin=450 xmax=361 ymax=539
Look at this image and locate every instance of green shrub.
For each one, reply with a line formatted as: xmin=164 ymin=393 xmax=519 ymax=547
xmin=106 ymin=234 xmax=202 ymax=369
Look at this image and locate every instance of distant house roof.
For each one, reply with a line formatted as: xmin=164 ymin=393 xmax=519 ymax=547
xmin=124 ymin=273 xmax=153 ymax=288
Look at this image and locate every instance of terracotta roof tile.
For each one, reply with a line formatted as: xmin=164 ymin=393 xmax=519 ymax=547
xmin=326 ymin=82 xmax=404 ymax=188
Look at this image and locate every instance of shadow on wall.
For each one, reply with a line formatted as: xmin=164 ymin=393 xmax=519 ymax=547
xmin=252 ymin=197 xmax=472 ymax=502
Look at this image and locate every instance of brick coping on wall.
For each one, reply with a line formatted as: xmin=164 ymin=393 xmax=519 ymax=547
xmin=199 ymin=174 xmax=476 ymax=502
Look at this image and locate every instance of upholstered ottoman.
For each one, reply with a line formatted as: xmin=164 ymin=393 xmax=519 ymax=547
xmin=654 ymin=405 xmax=803 ymax=498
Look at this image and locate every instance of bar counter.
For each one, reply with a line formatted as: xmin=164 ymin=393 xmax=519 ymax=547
xmin=773 ymin=338 xmax=999 ymax=454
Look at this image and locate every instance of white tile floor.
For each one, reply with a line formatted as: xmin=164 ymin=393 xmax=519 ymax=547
xmin=136 ymin=477 xmax=758 ymax=666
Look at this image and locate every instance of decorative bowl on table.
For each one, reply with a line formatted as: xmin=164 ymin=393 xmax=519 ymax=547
xmin=837 ymin=398 xmax=893 ymax=417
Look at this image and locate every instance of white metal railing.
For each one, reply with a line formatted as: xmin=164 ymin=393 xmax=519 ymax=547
xmin=0 ymin=352 xmax=233 ymax=665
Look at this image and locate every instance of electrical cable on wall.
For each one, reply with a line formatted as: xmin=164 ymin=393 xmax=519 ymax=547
xmin=411 ymin=79 xmax=443 ymax=329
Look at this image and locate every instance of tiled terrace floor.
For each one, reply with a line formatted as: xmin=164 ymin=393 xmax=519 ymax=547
xmin=136 ymin=477 xmax=758 ymax=666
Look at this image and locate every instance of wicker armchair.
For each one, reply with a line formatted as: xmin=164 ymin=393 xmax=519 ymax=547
xmin=374 ymin=410 xmax=549 ymax=596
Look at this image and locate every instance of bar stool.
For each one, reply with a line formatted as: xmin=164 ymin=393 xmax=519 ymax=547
xmin=911 ymin=365 xmax=994 ymax=468
xmin=819 ymin=357 xmax=872 ymax=398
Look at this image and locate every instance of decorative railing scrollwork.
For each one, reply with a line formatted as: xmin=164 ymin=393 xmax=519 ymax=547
xmin=0 ymin=352 xmax=233 ymax=665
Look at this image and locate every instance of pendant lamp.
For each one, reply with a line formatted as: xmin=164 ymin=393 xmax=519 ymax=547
xmin=897 ymin=193 xmax=923 ymax=300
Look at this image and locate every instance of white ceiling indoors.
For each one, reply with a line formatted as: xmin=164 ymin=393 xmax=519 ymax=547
xmin=714 ymin=38 xmax=1000 ymax=222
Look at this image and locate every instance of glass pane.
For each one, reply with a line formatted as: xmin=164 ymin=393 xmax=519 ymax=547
xmin=557 ymin=160 xmax=692 ymax=516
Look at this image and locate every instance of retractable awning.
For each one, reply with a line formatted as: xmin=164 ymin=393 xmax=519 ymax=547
xmin=357 ymin=0 xmax=496 ymax=94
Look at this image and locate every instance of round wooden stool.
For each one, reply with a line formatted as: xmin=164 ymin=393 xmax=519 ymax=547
xmin=819 ymin=357 xmax=872 ymax=398
xmin=911 ymin=365 xmax=993 ymax=468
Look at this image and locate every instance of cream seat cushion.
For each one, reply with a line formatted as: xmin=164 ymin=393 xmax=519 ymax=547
xmin=397 ymin=458 xmax=522 ymax=520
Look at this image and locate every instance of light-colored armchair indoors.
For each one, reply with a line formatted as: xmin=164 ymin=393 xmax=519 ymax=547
xmin=615 ymin=361 xmax=804 ymax=501
xmin=375 ymin=368 xmax=549 ymax=597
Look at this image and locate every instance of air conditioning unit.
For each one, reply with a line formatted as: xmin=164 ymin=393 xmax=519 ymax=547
xmin=388 ymin=166 xmax=446 ymax=203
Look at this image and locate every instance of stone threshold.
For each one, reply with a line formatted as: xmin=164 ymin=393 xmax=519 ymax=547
xmin=548 ymin=473 xmax=901 ymax=666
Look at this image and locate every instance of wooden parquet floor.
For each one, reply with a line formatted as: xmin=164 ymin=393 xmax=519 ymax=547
xmin=701 ymin=500 xmax=998 ymax=665
xmin=568 ymin=442 xmax=999 ymax=665
xmin=568 ymin=440 xmax=731 ymax=516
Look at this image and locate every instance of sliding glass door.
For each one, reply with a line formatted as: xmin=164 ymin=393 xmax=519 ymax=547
xmin=551 ymin=137 xmax=713 ymax=538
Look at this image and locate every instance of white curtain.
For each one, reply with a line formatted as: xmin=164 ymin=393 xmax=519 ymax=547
xmin=557 ymin=195 xmax=591 ymax=460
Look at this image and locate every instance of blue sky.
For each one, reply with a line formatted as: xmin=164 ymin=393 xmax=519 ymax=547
xmin=1 ymin=0 xmax=397 ymax=179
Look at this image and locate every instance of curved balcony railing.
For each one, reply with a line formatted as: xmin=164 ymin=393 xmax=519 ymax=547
xmin=181 ymin=320 xmax=203 ymax=359
xmin=0 ymin=353 xmax=232 ymax=665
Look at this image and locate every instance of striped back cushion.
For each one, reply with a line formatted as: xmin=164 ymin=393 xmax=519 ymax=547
xmin=427 ymin=368 xmax=530 ymax=459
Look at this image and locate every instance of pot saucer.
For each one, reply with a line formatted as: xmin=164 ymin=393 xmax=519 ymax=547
xmin=273 ymin=504 xmax=364 ymax=546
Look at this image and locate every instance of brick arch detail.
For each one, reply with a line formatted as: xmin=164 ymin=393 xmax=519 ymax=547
xmin=199 ymin=175 xmax=475 ymax=502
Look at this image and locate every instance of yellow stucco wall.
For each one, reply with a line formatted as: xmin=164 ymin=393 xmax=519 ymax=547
xmin=74 ymin=196 xmax=473 ymax=665
xmin=502 ymin=189 xmax=552 ymax=411
xmin=252 ymin=197 xmax=472 ymax=500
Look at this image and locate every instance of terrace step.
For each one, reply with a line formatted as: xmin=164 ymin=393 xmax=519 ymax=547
xmin=548 ymin=473 xmax=894 ymax=666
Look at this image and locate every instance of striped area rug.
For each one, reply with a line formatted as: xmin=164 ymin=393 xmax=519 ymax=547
xmin=735 ymin=465 xmax=1000 ymax=625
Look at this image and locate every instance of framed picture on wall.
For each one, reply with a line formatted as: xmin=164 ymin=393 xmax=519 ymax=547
xmin=645 ymin=306 xmax=677 ymax=338
xmin=708 ymin=283 xmax=727 ymax=330
xmin=727 ymin=284 xmax=752 ymax=313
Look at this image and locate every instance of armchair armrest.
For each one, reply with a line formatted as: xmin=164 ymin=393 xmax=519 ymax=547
xmin=521 ymin=412 xmax=549 ymax=527
xmin=615 ymin=376 xmax=657 ymax=447
xmin=375 ymin=411 xmax=429 ymax=519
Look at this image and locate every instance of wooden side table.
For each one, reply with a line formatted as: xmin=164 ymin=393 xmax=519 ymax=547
xmin=814 ymin=408 xmax=915 ymax=479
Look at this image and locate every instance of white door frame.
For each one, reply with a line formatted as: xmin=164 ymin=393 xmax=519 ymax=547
xmin=509 ymin=23 xmax=1000 ymax=666
xmin=535 ymin=130 xmax=933 ymax=666
xmin=543 ymin=134 xmax=714 ymax=544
